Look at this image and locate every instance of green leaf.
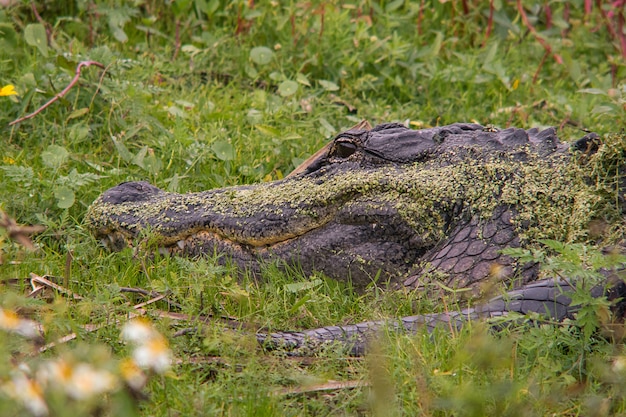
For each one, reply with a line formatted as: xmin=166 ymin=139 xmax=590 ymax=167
xmin=133 ymin=146 xmax=148 ymax=169
xmin=277 ymin=80 xmax=298 ymax=97
xmin=54 ymin=186 xmax=75 ymax=209
xmin=67 ymin=108 xmax=89 ymax=120
xmin=111 ymin=137 xmax=133 ymax=163
xmin=296 ymin=73 xmax=311 ymax=86
xmin=255 ymin=124 xmax=281 ymax=136
xmin=284 ymin=279 xmax=323 ymax=293
xmin=318 ymin=79 xmax=339 ymax=91
xmin=592 ymin=104 xmax=615 ymax=114
xmin=250 ymin=46 xmax=274 ymax=65
xmin=24 ymin=24 xmax=48 ymax=57
xmin=57 ymin=168 xmax=104 ymax=189
xmin=430 ymin=31 xmax=443 ymax=57
xmin=578 ymin=88 xmax=607 ymax=96
xmin=211 ymin=140 xmax=235 ymax=161
xmin=69 ymin=123 xmax=90 ymax=142
xmin=41 ymin=145 xmax=69 ymax=170
xmin=385 ymin=0 xmax=404 ymax=12
xmin=1 ymin=165 xmax=34 ymax=187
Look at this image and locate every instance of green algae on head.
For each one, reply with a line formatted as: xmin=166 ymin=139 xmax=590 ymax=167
xmin=85 ymin=123 xmax=620 ymax=288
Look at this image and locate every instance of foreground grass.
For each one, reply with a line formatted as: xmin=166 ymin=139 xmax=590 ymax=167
xmin=2 ymin=1 xmax=626 ymax=415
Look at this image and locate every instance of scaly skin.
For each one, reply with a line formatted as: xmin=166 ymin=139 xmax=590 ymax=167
xmin=87 ymin=122 xmax=622 ymax=354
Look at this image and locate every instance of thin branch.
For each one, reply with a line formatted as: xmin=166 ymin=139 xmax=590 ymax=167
xmin=482 ymin=0 xmax=494 ymax=47
xmin=532 ymin=50 xmax=549 ymax=85
xmin=9 ymin=61 xmax=105 ymax=126
xmin=30 ymin=1 xmax=51 ymax=47
xmin=516 ymin=0 xmax=562 ymax=65
xmin=172 ymin=19 xmax=181 ymax=61
xmin=0 ymin=209 xmax=45 ymax=251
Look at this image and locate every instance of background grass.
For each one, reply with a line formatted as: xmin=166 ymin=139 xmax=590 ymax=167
xmin=2 ymin=1 xmax=626 ymax=415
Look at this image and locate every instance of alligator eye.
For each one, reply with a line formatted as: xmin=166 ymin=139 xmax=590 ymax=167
xmin=334 ymin=141 xmax=357 ymax=158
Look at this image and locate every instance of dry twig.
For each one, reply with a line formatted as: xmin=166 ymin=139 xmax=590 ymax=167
xmin=9 ymin=61 xmax=106 ymax=126
xmin=0 ymin=209 xmax=45 ymax=251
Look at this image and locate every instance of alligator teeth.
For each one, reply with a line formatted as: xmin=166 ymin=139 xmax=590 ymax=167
xmin=177 ymin=240 xmax=185 ymax=250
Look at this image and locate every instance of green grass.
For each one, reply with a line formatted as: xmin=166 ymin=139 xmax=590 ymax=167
xmin=2 ymin=1 xmax=626 ymax=415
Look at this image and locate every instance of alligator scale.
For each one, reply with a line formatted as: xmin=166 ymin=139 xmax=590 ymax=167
xmin=87 ymin=122 xmax=626 ymax=354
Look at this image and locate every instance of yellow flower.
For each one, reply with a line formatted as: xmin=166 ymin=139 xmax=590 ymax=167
xmin=0 ymin=84 xmax=18 ymax=96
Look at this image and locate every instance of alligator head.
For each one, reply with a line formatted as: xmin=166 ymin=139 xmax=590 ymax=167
xmin=86 ymin=122 xmax=600 ymax=289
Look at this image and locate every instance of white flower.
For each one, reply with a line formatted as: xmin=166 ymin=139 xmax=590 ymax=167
xmin=121 ymin=319 xmax=172 ymax=374
xmin=119 ymin=358 xmax=147 ymax=391
xmin=132 ymin=336 xmax=172 ymax=374
xmin=39 ymin=359 xmax=117 ymax=400
xmin=4 ymin=371 xmax=48 ymax=417
xmin=0 ymin=308 xmax=40 ymax=339
xmin=120 ymin=318 xmax=159 ymax=344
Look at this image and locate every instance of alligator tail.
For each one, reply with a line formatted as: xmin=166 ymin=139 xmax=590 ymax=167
xmin=256 ymin=279 xmax=626 ymax=356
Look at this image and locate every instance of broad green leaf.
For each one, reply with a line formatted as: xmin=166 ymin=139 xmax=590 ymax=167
xmin=250 ymin=46 xmax=274 ymax=65
xmin=54 ymin=186 xmax=75 ymax=209
xmin=67 ymin=108 xmax=89 ymax=120
xmin=296 ymin=73 xmax=311 ymax=86
xmin=166 ymin=105 xmax=186 ymax=118
xmin=0 ymin=23 xmax=18 ymax=47
xmin=133 ymin=146 xmax=148 ymax=169
xmin=24 ymin=24 xmax=48 ymax=57
xmin=56 ymin=54 xmax=77 ymax=72
xmin=142 ymin=152 xmax=163 ymax=175
xmin=430 ymin=31 xmax=443 ymax=57
xmin=592 ymin=104 xmax=615 ymax=114
xmin=284 ymin=279 xmax=323 ymax=293
xmin=318 ymin=117 xmax=336 ymax=137
xmin=255 ymin=124 xmax=281 ymax=136
xmin=111 ymin=137 xmax=133 ymax=163
xmin=41 ymin=145 xmax=69 ymax=170
xmin=211 ymin=140 xmax=235 ymax=161
xmin=318 ymin=79 xmax=339 ymax=91
xmin=278 ymin=80 xmax=298 ymax=97
xmin=385 ymin=0 xmax=404 ymax=12
xmin=578 ymin=88 xmax=607 ymax=96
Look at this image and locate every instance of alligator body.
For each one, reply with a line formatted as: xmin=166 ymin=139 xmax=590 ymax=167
xmin=87 ymin=122 xmax=623 ymax=354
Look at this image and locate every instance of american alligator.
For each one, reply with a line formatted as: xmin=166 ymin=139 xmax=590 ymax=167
xmin=87 ymin=122 xmax=626 ymax=354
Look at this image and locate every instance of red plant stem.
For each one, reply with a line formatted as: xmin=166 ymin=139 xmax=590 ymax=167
xmin=9 ymin=61 xmax=106 ymax=126
xmin=532 ymin=50 xmax=549 ymax=85
xmin=596 ymin=0 xmax=626 ymax=59
xmin=597 ymin=0 xmax=618 ymax=39
xmin=172 ymin=19 xmax=181 ymax=61
xmin=417 ymin=0 xmax=425 ymax=35
xmin=461 ymin=0 xmax=469 ymax=15
xmin=290 ymin=12 xmax=296 ymax=46
xmin=318 ymin=4 xmax=325 ymax=41
xmin=482 ymin=0 xmax=494 ymax=47
xmin=517 ymin=0 xmax=563 ymax=64
xmin=561 ymin=2 xmax=570 ymax=37
xmin=544 ymin=2 xmax=552 ymax=29
xmin=618 ymin=10 xmax=626 ymax=60
xmin=30 ymin=1 xmax=51 ymax=47
xmin=585 ymin=0 xmax=592 ymax=15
